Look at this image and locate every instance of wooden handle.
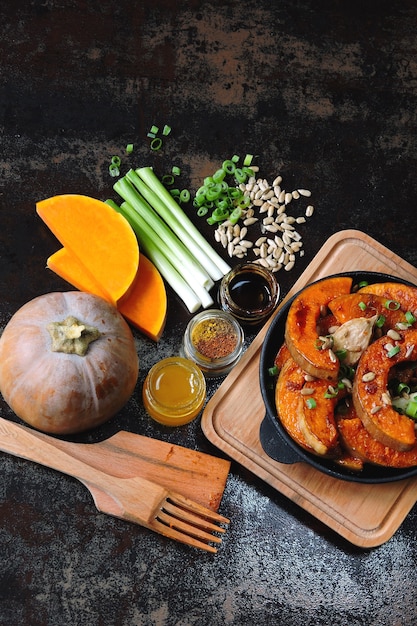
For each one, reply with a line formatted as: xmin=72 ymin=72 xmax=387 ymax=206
xmin=0 ymin=416 xmax=110 ymax=489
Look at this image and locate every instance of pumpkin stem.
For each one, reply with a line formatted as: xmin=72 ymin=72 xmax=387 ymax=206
xmin=47 ymin=316 xmax=101 ymax=356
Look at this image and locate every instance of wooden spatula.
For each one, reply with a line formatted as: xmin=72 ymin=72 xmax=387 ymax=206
xmin=0 ymin=417 xmax=229 ymax=552
xmin=0 ymin=417 xmax=230 ymax=511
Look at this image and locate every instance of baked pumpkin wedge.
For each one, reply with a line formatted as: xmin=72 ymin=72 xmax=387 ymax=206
xmin=328 ymin=293 xmax=416 ymax=332
xmin=275 ymin=356 xmax=315 ymax=454
xmin=338 ymin=415 xmax=417 ymax=468
xmin=284 ymin=276 xmax=353 ymax=381
xmin=353 ymin=328 xmax=417 ymax=452
xmin=274 ymin=342 xmax=291 ymax=370
xmin=296 ymin=377 xmax=341 ymax=457
xmin=357 ymin=282 xmax=417 ymax=318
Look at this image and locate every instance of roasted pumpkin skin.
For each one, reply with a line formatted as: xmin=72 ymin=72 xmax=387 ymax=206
xmin=353 ymin=328 xmax=417 ymax=452
xmin=284 ymin=276 xmax=353 ymax=381
xmin=0 ymin=292 xmax=139 ymax=434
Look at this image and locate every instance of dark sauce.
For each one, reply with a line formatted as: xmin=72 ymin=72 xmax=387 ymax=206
xmin=229 ymin=272 xmax=272 ymax=311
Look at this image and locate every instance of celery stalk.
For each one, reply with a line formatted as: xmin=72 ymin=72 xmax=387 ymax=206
xmin=114 ymin=175 xmax=214 ymax=291
xmin=134 ymin=167 xmax=231 ymax=280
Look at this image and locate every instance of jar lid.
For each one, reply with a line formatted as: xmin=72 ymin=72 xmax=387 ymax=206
xmin=142 ymin=357 xmax=206 ymax=426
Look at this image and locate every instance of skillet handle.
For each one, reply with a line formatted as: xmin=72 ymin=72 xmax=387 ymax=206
xmin=259 ymin=416 xmax=302 ymax=464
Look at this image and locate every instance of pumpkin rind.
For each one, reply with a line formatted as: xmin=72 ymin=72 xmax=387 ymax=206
xmin=0 ymin=292 xmax=139 ymax=434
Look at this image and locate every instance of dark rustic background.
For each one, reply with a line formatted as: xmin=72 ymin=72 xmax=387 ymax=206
xmin=1 ymin=2 xmax=417 ymax=625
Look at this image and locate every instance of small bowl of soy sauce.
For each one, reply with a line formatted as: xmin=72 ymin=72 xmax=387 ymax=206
xmin=218 ymin=262 xmax=280 ymax=326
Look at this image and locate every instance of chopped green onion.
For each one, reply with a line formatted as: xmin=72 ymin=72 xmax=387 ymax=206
xmin=150 ymin=137 xmax=162 ymax=151
xmin=222 ymin=160 xmax=236 ymax=175
xmin=268 ymin=365 xmax=279 ymax=376
xmin=169 ymin=188 xmax=180 ymax=197
xmin=162 ymin=174 xmax=175 ymax=186
xmin=305 ymin=398 xmax=317 ymax=409
xmin=334 ymin=349 xmax=347 ymax=360
xmin=162 ymin=124 xmax=171 ymax=136
xmin=179 ymin=189 xmax=190 ymax=203
xmin=358 ymin=301 xmax=367 ymax=311
xmin=406 ymin=400 xmax=417 ymax=419
xmin=398 ymin=383 xmax=411 ymax=395
xmin=229 ymin=207 xmax=242 ymax=225
xmin=172 ymin=165 xmax=181 ymax=176
xmin=231 ymin=154 xmax=240 ymax=163
xmin=126 ymin=143 xmax=134 ymax=154
xmin=358 ymin=281 xmax=368 ymax=288
xmin=243 ymin=154 xmax=253 ymax=166
xmin=111 ymin=155 xmax=121 ymax=167
xmin=384 ymin=299 xmax=400 ymax=311
xmin=109 ymin=162 xmax=120 ymax=177
xmin=213 ymin=169 xmax=226 ymax=183
xmin=375 ymin=315 xmax=386 ymax=328
xmin=405 ymin=311 xmax=416 ymax=324
xmin=149 ymin=124 xmax=159 ymax=135
xmin=387 ymin=345 xmax=401 ymax=358
xmin=324 ymin=386 xmax=339 ymax=399
xmin=197 ymin=206 xmax=208 ymax=217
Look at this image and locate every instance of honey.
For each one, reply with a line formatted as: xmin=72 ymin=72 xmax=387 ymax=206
xmin=142 ymin=357 xmax=206 ymax=426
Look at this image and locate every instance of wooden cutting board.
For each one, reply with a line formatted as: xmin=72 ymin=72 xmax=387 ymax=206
xmin=201 ymin=229 xmax=417 ymax=547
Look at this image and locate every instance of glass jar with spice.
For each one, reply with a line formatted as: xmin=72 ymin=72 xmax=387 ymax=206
xmin=181 ymin=309 xmax=244 ymax=378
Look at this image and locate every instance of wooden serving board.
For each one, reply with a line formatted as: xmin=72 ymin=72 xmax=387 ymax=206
xmin=201 ymin=229 xmax=417 ymax=547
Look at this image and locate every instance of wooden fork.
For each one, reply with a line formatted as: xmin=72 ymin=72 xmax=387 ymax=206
xmin=0 ymin=418 xmax=229 ymax=553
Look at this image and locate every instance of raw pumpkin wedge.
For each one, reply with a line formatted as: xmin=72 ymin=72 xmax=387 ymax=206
xmin=47 ymin=247 xmax=167 ymax=342
xmin=284 ymin=276 xmax=353 ymax=381
xmin=328 ymin=292 xmax=416 ymax=331
xmin=357 ymin=282 xmax=417 ymax=317
xmin=36 ymin=194 xmax=139 ymax=305
xmin=352 ymin=328 xmax=417 ymax=452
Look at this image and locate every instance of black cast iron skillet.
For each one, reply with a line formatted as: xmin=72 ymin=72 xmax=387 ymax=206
xmin=259 ymin=271 xmax=417 ymax=483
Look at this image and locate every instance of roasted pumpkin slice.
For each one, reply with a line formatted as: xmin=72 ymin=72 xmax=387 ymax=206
xmin=338 ymin=415 xmax=417 ymax=468
xmin=328 ymin=293 xmax=416 ymax=332
xmin=275 ymin=356 xmax=314 ymax=454
xmin=357 ymin=282 xmax=417 ymax=318
xmin=284 ymin=276 xmax=353 ymax=381
xmin=296 ymin=377 xmax=340 ymax=457
xmin=274 ymin=342 xmax=291 ymax=370
xmin=353 ymin=328 xmax=417 ymax=451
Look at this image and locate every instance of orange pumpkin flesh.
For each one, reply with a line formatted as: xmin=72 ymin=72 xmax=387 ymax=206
xmin=0 ymin=292 xmax=139 ymax=434
xmin=328 ymin=292 xmax=416 ymax=331
xmin=338 ymin=414 xmax=417 ymax=468
xmin=357 ymin=282 xmax=417 ymax=317
xmin=284 ymin=276 xmax=353 ymax=381
xmin=48 ymin=247 xmax=167 ymax=342
xmin=36 ymin=195 xmax=140 ymax=306
xmin=352 ymin=328 xmax=417 ymax=452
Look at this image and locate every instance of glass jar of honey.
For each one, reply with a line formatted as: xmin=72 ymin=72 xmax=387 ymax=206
xmin=142 ymin=357 xmax=206 ymax=426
